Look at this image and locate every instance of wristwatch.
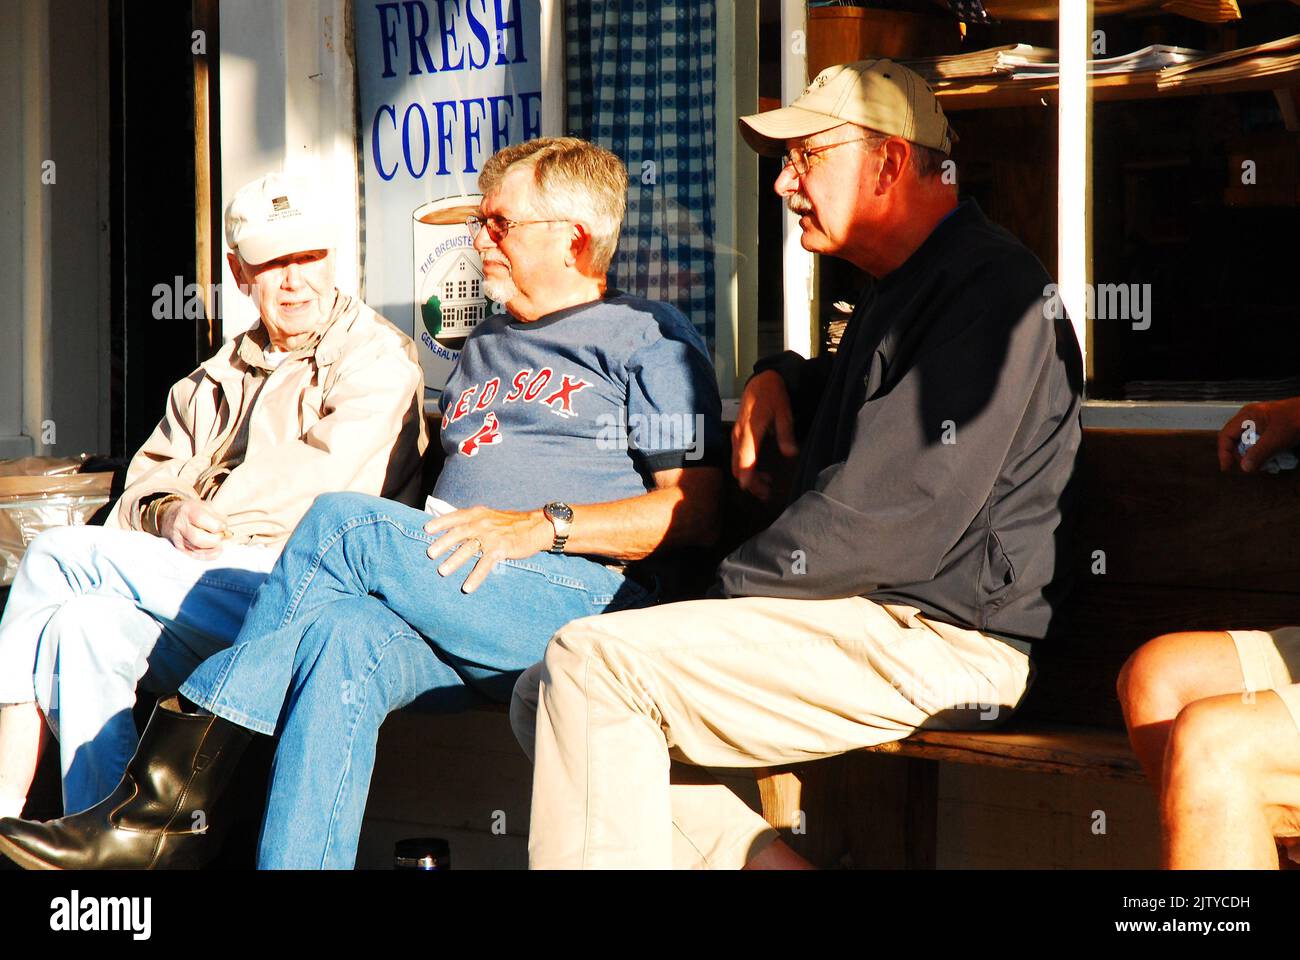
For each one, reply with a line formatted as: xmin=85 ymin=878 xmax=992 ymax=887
xmin=542 ymin=501 xmax=574 ymax=554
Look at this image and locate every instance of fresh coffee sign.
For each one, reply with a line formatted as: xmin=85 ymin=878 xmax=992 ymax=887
xmin=355 ymin=0 xmax=543 ymax=392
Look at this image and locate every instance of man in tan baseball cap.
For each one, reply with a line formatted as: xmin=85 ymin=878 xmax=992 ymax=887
xmin=739 ymin=58 xmax=956 ymax=158
xmin=737 ymin=59 xmax=959 ymax=273
xmin=516 ymin=61 xmax=1084 ymax=870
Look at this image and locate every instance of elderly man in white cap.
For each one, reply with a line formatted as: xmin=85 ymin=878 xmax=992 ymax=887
xmin=0 ymin=172 xmax=427 ymax=820
xmin=513 ymin=60 xmax=1085 ymax=868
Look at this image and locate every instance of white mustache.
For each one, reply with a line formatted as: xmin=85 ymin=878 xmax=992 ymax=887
xmin=786 ymin=193 xmax=813 ymax=215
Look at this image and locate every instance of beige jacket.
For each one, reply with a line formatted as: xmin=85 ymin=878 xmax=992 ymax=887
xmin=106 ymin=292 xmax=428 ymax=546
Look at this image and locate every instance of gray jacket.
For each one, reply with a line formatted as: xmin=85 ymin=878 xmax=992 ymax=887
xmin=716 ymin=200 xmax=1083 ymax=645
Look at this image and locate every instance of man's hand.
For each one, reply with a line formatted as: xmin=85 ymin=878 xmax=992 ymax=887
xmin=158 ymin=499 xmax=230 ymax=559
xmin=424 ymin=506 xmax=554 ymax=594
xmin=732 ymin=370 xmax=799 ymax=500
xmin=1217 ymin=398 xmax=1300 ymax=473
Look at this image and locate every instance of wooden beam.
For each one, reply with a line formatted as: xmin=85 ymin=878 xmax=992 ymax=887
xmin=192 ymin=0 xmax=221 ymax=358
xmin=864 ymin=727 xmax=1145 ymax=782
xmin=778 ymin=0 xmax=813 ymax=360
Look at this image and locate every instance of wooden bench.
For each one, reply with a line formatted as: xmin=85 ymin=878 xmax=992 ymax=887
xmin=383 ymin=422 xmax=1300 ymax=866
xmin=752 ymin=428 xmax=1300 ymax=867
xmin=15 ymin=426 xmax=1300 ymax=867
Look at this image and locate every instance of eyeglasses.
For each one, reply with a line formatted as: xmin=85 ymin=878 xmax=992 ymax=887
xmin=781 ymin=137 xmax=883 ymax=176
xmin=466 ymin=214 xmax=570 ymax=243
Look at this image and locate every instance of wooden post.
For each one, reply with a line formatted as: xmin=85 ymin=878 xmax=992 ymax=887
xmin=904 ymin=757 xmax=939 ymax=869
xmin=192 ymin=0 xmax=221 ymax=358
xmin=757 ymin=752 xmax=927 ymax=868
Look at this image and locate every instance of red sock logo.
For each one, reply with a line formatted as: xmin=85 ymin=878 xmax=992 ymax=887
xmin=459 ymin=412 xmax=502 ymax=457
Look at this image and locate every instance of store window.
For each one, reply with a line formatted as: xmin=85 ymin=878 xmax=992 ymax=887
xmin=801 ymin=0 xmax=1299 ymax=422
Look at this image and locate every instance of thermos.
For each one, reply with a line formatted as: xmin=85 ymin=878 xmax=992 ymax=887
xmin=394 ymin=837 xmax=451 ymax=870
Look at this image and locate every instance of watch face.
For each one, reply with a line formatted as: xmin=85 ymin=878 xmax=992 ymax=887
xmin=547 ymin=502 xmax=574 ymax=522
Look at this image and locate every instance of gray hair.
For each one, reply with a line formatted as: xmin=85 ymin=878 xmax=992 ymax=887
xmin=855 ymin=127 xmax=953 ymax=183
xmin=910 ymin=143 xmax=952 ymax=181
xmin=478 ymin=137 xmax=628 ymax=274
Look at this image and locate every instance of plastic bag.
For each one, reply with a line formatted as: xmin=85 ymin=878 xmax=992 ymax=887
xmin=0 ymin=456 xmax=114 ymax=587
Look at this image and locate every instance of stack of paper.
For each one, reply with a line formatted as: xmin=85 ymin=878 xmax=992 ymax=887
xmin=903 ymin=44 xmax=1056 ymax=83
xmin=1009 ymin=45 xmax=1206 ymax=77
xmin=1157 ymin=33 xmax=1300 ymax=88
xmin=906 ymin=44 xmax=1205 ymax=84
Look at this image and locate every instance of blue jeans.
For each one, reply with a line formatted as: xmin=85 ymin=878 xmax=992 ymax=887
xmin=0 ymin=525 xmax=278 ymax=813
xmin=178 ymin=492 xmax=657 ymax=869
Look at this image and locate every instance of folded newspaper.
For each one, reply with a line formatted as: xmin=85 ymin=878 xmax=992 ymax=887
xmin=902 ymin=44 xmax=1056 ymax=82
xmin=1157 ymin=33 xmax=1300 ymax=88
xmin=904 ymin=43 xmax=1205 ymax=83
xmin=1009 ymin=45 xmax=1206 ymax=77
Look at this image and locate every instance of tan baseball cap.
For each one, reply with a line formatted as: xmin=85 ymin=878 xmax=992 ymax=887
xmin=224 ymin=172 xmax=335 ymax=265
xmin=739 ymin=59 xmax=955 ymax=157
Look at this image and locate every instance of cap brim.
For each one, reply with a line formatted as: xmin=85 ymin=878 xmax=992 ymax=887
xmin=738 ymin=106 xmax=852 ymax=156
xmin=235 ymin=219 xmax=335 ymax=265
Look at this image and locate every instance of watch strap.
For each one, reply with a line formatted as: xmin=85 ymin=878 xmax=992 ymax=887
xmin=544 ymin=502 xmax=572 ymax=554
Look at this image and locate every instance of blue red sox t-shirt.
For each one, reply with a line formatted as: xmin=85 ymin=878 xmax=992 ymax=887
xmin=432 ymin=291 xmax=725 ymax=514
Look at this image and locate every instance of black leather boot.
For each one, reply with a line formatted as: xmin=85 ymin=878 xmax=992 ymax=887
xmin=0 ymin=696 xmax=252 ymax=870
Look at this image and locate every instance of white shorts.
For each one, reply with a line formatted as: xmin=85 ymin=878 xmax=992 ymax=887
xmin=1227 ymin=627 xmax=1300 ymax=735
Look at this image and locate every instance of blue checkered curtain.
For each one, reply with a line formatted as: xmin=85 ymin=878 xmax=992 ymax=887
xmin=565 ymin=0 xmax=717 ymax=348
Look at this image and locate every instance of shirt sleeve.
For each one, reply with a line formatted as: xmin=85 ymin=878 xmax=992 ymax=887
xmin=624 ymin=319 xmax=727 ymax=472
xmin=716 ymin=281 xmax=1066 ymax=600
xmin=751 ymin=349 xmax=835 ymax=439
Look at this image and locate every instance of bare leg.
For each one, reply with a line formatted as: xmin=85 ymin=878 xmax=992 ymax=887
xmin=1163 ymin=692 xmax=1300 ymax=869
xmin=743 ymin=838 xmax=816 ymax=870
xmin=0 ymin=702 xmax=47 ymax=817
xmin=1117 ymin=631 xmax=1245 ymax=791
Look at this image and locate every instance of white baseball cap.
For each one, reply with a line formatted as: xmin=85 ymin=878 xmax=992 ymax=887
xmin=224 ymin=172 xmax=335 ymax=265
xmin=740 ymin=59 xmax=955 ymax=156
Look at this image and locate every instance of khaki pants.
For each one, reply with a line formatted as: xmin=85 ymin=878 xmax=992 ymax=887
xmin=510 ymin=595 xmax=1033 ymax=869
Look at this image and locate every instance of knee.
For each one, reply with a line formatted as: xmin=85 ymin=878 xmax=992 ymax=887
xmin=541 ymin=616 xmax=653 ymax=715
xmin=25 ymin=525 xmax=77 ymax=560
xmin=305 ymin=491 xmax=384 ymax=528
xmin=509 ymin=662 xmax=544 ymax=762
xmin=543 ymin=616 xmax=616 ymax=682
xmin=1166 ymin=697 xmax=1256 ymax=791
xmin=43 ymin=596 xmax=148 ymax=666
xmin=35 ymin=596 xmax=147 ymax=708
xmin=295 ymin=602 xmax=376 ymax=667
xmin=282 ymin=492 xmax=386 ymax=558
xmin=14 ymin=526 xmax=96 ymax=584
xmin=1117 ymin=633 xmax=1197 ymax=720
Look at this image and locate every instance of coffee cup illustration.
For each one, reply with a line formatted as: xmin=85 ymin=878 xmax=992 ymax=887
xmin=412 ymin=195 xmax=490 ymax=351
